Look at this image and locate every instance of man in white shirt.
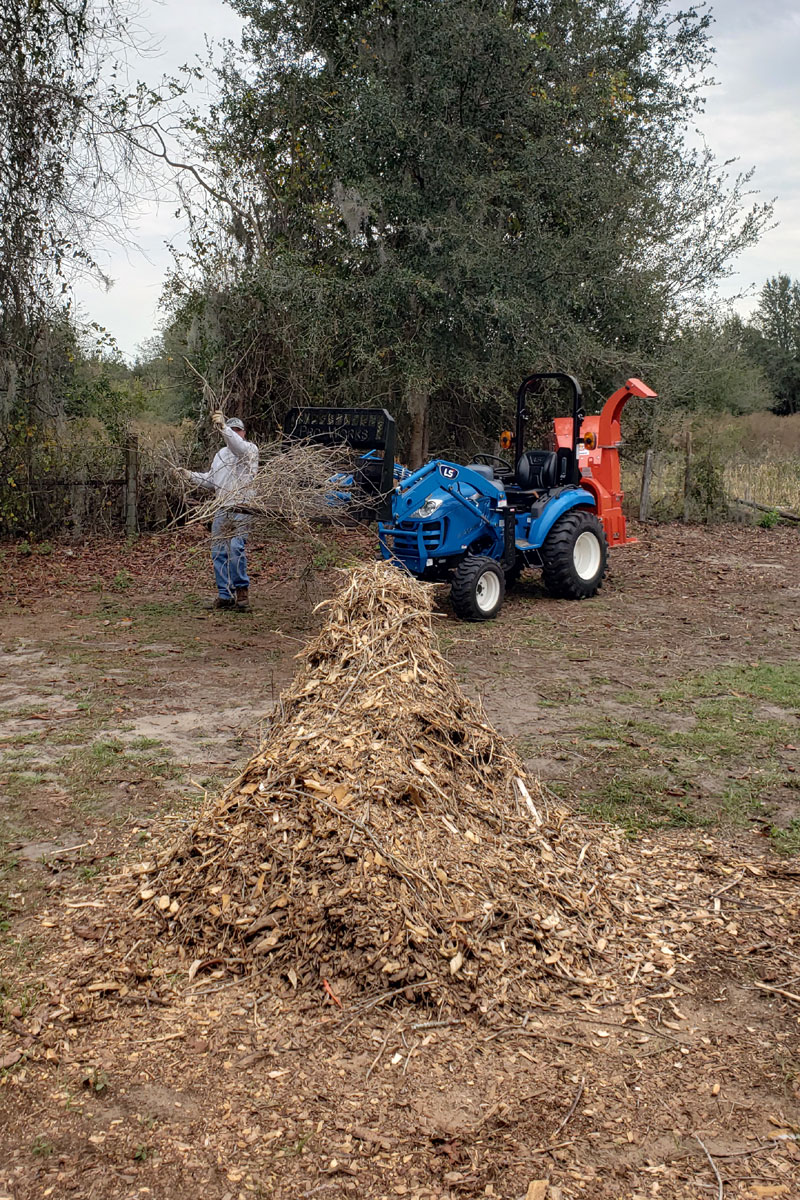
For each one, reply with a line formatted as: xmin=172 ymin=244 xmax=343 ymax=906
xmin=181 ymin=412 xmax=259 ymax=610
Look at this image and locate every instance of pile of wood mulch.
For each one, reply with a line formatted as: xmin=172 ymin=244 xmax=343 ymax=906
xmin=99 ymin=561 xmax=719 ymax=1010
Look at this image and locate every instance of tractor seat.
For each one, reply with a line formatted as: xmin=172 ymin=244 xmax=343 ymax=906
xmin=515 ymin=449 xmax=559 ymax=490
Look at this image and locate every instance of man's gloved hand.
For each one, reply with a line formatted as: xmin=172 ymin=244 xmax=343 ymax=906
xmin=211 ymin=410 xmax=225 ymax=428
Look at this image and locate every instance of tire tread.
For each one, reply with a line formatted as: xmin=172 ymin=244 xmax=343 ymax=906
xmin=451 ymin=555 xmax=506 ymax=620
xmin=541 ymin=510 xmax=608 ymax=599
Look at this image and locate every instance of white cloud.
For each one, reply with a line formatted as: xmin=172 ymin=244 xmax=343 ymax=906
xmin=699 ymin=1 xmax=800 ymax=309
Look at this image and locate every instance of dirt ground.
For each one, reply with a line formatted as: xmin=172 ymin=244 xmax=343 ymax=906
xmin=1 ymin=521 xmax=799 ymax=1200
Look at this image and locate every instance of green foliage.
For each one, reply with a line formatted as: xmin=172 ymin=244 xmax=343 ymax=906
xmin=689 ymin=445 xmax=726 ymax=521
xmin=653 ymin=319 xmax=770 ymax=414
xmin=745 ymin=274 xmax=800 ymax=415
xmin=111 ymin=569 xmax=134 ymax=592
xmin=164 ymin=0 xmax=772 ymax=464
xmin=0 ymin=0 xmax=188 ymax=533
xmin=758 ymin=508 xmax=780 ymax=529
xmin=83 ymin=1066 xmax=109 ymax=1094
xmin=65 ymin=364 xmax=147 ymax=443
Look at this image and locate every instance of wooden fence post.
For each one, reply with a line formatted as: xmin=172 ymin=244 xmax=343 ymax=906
xmin=639 ymin=448 xmax=654 ymax=522
xmin=125 ymin=434 xmax=139 ymax=537
xmin=683 ymin=429 xmax=693 ymax=522
xmin=69 ymin=464 xmax=87 ymax=541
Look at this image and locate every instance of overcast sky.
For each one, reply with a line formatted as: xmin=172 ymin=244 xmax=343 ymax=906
xmin=71 ymin=0 xmax=800 ymax=361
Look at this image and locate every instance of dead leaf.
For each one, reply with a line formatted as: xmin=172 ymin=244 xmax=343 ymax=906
xmin=352 ymin=1125 xmax=394 ymax=1150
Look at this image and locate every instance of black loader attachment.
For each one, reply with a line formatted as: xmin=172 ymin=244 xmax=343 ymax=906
xmin=282 ymin=407 xmax=398 ymax=522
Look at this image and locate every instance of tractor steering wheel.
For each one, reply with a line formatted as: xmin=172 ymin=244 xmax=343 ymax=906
xmin=472 ymin=452 xmax=512 ymax=472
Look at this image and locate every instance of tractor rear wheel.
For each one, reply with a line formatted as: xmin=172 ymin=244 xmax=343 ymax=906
xmin=451 ymin=556 xmax=506 ymax=620
xmin=541 ymin=510 xmax=608 ymax=599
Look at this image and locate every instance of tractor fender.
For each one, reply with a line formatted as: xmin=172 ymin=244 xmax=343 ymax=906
xmin=526 ymin=488 xmax=596 ymax=549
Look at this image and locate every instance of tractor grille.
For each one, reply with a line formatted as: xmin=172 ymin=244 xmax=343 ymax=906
xmin=386 ymin=519 xmax=445 ymax=558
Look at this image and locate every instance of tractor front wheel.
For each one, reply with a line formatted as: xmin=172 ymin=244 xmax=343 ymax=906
xmin=451 ymin=556 xmax=506 ymax=620
xmin=541 ymin=510 xmax=608 ymax=599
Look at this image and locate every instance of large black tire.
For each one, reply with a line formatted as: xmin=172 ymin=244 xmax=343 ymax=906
xmin=541 ymin=510 xmax=608 ymax=599
xmin=451 ymin=555 xmax=506 ymax=620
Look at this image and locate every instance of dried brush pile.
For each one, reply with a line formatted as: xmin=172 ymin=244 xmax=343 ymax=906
xmin=125 ymin=563 xmax=658 ymax=1007
xmin=182 ymin=439 xmax=359 ymax=530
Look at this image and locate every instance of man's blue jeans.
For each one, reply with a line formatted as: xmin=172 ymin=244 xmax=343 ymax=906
xmin=211 ymin=511 xmax=250 ymax=599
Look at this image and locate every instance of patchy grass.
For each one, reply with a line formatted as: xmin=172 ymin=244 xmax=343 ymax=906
xmin=771 ymin=818 xmax=800 ymax=856
xmin=1 ymin=771 xmax=50 ymax=800
xmin=564 ymin=663 xmax=800 ymax=838
xmin=582 ymin=770 xmax=698 ymax=836
xmin=662 ymin=661 xmax=800 ymax=710
xmin=0 ymin=847 xmax=20 ymax=933
xmin=57 ymin=737 xmax=178 ymax=808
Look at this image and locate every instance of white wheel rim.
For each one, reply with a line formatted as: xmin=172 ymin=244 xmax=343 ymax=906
xmin=573 ymin=531 xmax=601 ymax=580
xmin=475 ymin=570 xmax=500 ymax=613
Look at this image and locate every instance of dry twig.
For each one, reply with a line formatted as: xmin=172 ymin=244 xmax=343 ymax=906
xmin=552 ymin=1076 xmax=585 ymax=1138
xmin=694 ymin=1135 xmax=724 ymax=1199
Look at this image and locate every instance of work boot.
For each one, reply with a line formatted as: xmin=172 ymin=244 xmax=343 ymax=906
xmin=234 ymin=587 xmax=250 ymax=611
xmin=213 ymin=597 xmax=236 ymax=610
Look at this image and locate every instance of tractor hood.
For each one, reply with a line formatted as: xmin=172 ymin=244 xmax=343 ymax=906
xmin=379 ymin=461 xmax=507 ymax=574
xmin=392 ymin=461 xmax=504 ymax=521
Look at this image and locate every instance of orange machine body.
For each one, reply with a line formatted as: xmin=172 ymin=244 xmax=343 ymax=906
xmin=552 ymin=377 xmax=657 ymax=547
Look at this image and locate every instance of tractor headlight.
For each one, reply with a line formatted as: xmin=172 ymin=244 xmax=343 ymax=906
xmin=410 ymin=497 xmax=443 ymax=519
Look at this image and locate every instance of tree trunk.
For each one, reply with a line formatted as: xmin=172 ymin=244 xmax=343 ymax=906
xmin=406 ymin=383 xmax=430 ymax=469
xmin=733 ymin=497 xmax=800 ymax=523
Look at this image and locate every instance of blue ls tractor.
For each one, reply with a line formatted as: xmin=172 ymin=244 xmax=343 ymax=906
xmin=378 ymin=372 xmax=655 ymax=619
xmin=283 ymin=372 xmax=655 ymax=620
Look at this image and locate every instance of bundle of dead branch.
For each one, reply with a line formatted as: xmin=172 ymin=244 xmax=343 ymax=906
xmin=182 ymin=438 xmax=362 ymax=531
xmin=117 ymin=562 xmax=673 ymax=1009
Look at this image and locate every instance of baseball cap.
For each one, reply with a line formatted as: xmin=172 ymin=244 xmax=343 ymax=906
xmin=226 ymin=417 xmax=245 ymax=431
